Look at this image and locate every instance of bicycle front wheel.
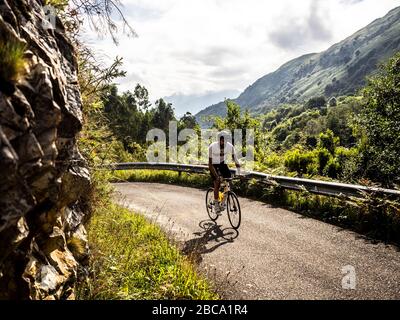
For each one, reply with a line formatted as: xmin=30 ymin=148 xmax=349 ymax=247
xmin=206 ymin=188 xmax=218 ymax=221
xmin=227 ymin=192 xmax=241 ymax=229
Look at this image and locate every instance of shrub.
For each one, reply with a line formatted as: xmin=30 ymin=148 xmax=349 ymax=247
xmin=306 ymin=136 xmax=318 ymax=148
xmin=317 ymin=148 xmax=332 ymax=174
xmin=284 ymin=149 xmax=315 ymax=175
xmin=306 ymin=96 xmax=327 ymax=109
xmin=282 ymin=131 xmax=301 ymax=149
xmin=306 ymin=161 xmax=319 ymax=176
xmin=272 ymin=124 xmax=290 ymax=143
xmin=328 ymin=97 xmax=338 ymax=107
xmin=264 ymin=152 xmax=283 ymax=169
xmin=324 ymin=157 xmax=341 ymax=178
xmin=318 ymin=129 xmax=339 ymax=155
xmin=335 ymin=147 xmax=358 ymax=163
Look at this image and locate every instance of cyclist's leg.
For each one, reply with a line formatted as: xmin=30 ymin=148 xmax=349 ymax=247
xmin=211 ymin=164 xmax=221 ymax=201
xmin=219 ymin=163 xmax=231 ymax=208
xmin=214 ymin=179 xmax=220 ymax=201
xmin=219 ymin=163 xmax=232 ymax=180
xmin=212 ymin=165 xmax=223 ymax=214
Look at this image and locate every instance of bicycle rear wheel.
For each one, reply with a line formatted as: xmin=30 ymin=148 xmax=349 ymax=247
xmin=206 ymin=188 xmax=218 ymax=221
xmin=227 ymin=192 xmax=241 ymax=229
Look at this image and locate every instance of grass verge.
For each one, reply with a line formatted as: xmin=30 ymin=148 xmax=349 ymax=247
xmin=76 ymin=173 xmax=218 ymax=300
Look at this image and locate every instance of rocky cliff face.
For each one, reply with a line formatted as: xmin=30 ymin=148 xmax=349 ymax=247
xmin=0 ymin=0 xmax=90 ymax=299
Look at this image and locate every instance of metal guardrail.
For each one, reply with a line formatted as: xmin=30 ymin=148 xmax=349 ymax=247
xmin=106 ymin=162 xmax=400 ymax=199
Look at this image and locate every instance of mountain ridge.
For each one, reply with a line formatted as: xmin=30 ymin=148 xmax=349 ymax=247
xmin=196 ymin=6 xmax=400 ymax=120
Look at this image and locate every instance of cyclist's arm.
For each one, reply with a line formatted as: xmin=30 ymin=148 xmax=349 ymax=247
xmin=209 ymin=157 xmax=218 ymax=178
xmin=208 ymin=146 xmax=219 ymax=178
xmin=231 ymin=145 xmax=241 ymax=169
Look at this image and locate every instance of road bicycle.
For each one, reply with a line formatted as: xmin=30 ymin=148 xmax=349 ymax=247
xmin=205 ymin=177 xmax=242 ymax=229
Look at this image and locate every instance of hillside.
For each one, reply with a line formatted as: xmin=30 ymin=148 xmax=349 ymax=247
xmin=196 ymin=6 xmax=400 ymax=120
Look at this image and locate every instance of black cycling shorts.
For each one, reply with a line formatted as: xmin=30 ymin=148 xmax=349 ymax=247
xmin=211 ymin=163 xmax=232 ymax=181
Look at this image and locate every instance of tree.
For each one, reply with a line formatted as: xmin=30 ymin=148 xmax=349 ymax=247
xmin=306 ymin=96 xmax=327 ymax=109
xmin=318 ymin=129 xmax=340 ymax=155
xmin=357 ymin=53 xmax=400 ymax=187
xmin=78 ymin=49 xmax=126 ymax=107
xmin=134 ymin=84 xmax=150 ymax=111
xmin=67 ymin=0 xmax=137 ymax=44
xmin=326 ymin=106 xmax=355 ymax=147
xmin=102 ymin=84 xmax=155 ymax=147
xmin=225 ymin=100 xmax=241 ymax=130
xmin=211 ymin=100 xmax=263 ymax=159
xmin=328 ymin=97 xmax=337 ymax=107
xmin=179 ymin=112 xmax=197 ymax=130
xmin=317 ymin=148 xmax=332 ymax=175
xmin=152 ymin=99 xmax=176 ymax=133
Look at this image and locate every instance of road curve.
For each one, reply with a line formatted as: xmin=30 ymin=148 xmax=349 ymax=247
xmin=113 ymin=182 xmax=400 ymax=300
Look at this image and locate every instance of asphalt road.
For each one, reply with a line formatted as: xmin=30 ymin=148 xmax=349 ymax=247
xmin=113 ymin=182 xmax=400 ymax=300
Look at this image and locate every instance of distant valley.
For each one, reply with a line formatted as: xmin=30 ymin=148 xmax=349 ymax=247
xmin=163 ymin=89 xmax=240 ymax=117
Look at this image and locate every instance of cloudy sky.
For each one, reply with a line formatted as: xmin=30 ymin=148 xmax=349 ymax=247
xmin=81 ymin=0 xmax=400 ymax=116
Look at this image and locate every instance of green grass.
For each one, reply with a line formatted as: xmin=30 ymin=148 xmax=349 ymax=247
xmin=0 ymin=37 xmax=26 ymax=83
xmin=109 ymin=169 xmax=400 ymax=245
xmin=110 ymin=169 xmax=211 ymax=189
xmin=76 ymin=200 xmax=218 ymax=300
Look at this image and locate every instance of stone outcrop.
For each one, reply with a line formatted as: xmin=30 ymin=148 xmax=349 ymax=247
xmin=0 ymin=0 xmax=90 ymax=299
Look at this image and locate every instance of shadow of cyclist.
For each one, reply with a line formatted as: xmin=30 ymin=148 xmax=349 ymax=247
xmin=181 ymin=220 xmax=239 ymax=264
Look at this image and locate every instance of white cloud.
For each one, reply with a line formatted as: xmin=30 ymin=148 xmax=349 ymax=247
xmin=81 ymin=0 xmax=400 ymax=105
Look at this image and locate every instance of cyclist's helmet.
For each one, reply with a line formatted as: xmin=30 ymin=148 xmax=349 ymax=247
xmin=217 ymin=130 xmax=230 ymax=142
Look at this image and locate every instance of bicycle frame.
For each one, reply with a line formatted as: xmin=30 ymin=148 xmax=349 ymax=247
xmin=219 ymin=182 xmax=229 ymax=208
xmin=206 ymin=176 xmax=242 ymax=229
xmin=219 ymin=177 xmax=239 ymax=208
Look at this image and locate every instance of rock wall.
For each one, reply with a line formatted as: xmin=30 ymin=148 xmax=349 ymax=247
xmin=0 ymin=0 xmax=90 ymax=299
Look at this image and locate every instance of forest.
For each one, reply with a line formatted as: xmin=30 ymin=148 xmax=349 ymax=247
xmin=81 ymin=52 xmax=400 ymax=189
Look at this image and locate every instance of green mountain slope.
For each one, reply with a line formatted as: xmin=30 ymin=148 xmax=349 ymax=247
xmin=196 ymin=6 xmax=400 ymax=120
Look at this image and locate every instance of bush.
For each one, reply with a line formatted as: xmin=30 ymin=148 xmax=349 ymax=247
xmin=272 ymin=124 xmax=290 ymax=143
xmin=306 ymin=136 xmax=318 ymax=148
xmin=318 ymin=130 xmax=339 ymax=155
xmin=284 ymin=149 xmax=315 ymax=175
xmin=306 ymin=161 xmax=319 ymax=176
xmin=324 ymin=157 xmax=341 ymax=178
xmin=306 ymin=96 xmax=327 ymax=109
xmin=283 ymin=131 xmax=301 ymax=149
xmin=317 ymin=148 xmax=332 ymax=175
xmin=335 ymin=147 xmax=357 ymax=162
xmin=338 ymin=148 xmax=362 ymax=182
xmin=328 ymin=97 xmax=338 ymax=107
xmin=264 ymin=153 xmax=283 ymax=169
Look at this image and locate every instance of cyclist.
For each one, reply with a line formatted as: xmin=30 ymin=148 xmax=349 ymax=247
xmin=208 ymin=131 xmax=241 ymax=214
